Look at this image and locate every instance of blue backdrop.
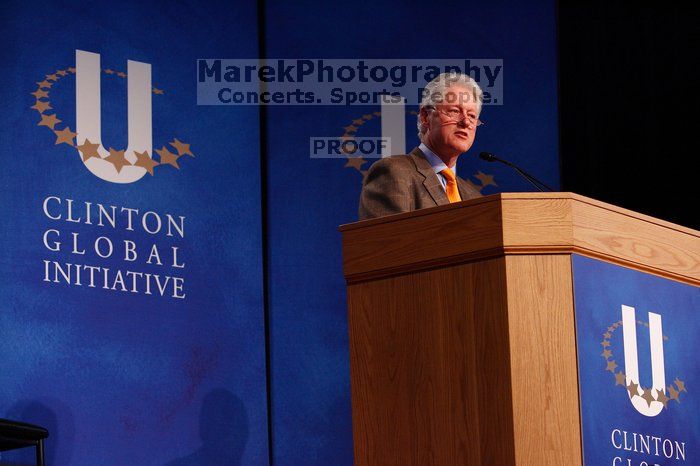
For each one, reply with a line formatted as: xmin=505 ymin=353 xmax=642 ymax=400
xmin=0 ymin=0 xmax=268 ymax=464
xmin=263 ymin=1 xmax=559 ymax=464
xmin=1 ymin=0 xmax=560 ymax=464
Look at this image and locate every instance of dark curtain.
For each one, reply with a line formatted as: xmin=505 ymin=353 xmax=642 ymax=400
xmin=558 ymin=4 xmax=698 ymax=229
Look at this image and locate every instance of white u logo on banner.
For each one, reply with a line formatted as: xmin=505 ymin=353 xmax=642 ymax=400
xmin=621 ymin=305 xmax=666 ymax=417
xmin=75 ymin=49 xmax=152 ymax=184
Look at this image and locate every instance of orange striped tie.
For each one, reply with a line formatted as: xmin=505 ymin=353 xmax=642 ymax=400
xmin=440 ymin=168 xmax=462 ymax=203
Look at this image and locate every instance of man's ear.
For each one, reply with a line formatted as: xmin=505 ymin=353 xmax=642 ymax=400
xmin=419 ymin=108 xmax=430 ymax=130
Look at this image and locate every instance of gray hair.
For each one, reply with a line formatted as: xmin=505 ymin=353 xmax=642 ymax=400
xmin=417 ymin=72 xmax=483 ymax=139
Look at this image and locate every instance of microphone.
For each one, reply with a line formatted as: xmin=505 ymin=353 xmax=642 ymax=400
xmin=478 ymin=152 xmax=555 ymax=192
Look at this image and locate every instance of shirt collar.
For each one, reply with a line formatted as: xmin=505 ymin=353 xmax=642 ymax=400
xmin=419 ymin=142 xmax=457 ymax=176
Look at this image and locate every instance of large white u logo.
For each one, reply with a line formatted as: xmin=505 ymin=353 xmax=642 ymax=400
xmin=75 ymin=49 xmax=152 ymax=184
xmin=621 ymin=305 xmax=666 ymax=417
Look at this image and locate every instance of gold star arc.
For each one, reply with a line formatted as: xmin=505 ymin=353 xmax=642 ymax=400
xmin=344 ymin=157 xmax=366 ymax=170
xmin=31 ymin=89 xmax=49 ymax=99
xmin=675 ymin=378 xmax=686 ymax=392
xmin=656 ymin=389 xmax=670 ymax=408
xmin=475 ymin=171 xmax=497 ymax=187
xmin=38 ymin=113 xmax=61 ymax=129
xmin=134 ymin=150 xmax=159 ymax=175
xmin=76 ymin=139 xmax=101 ymax=161
xmin=31 ymin=100 xmax=53 ymax=113
xmin=668 ymin=385 xmax=680 ymax=403
xmin=54 ymin=126 xmax=77 ymax=146
xmin=105 ymin=147 xmax=130 ymax=173
xmin=641 ymin=388 xmax=655 ymax=407
xmin=156 ymin=146 xmax=180 ymax=169
xmin=170 ymin=138 xmax=194 ymax=157
xmin=605 ymin=360 xmax=618 ymax=373
xmin=626 ymin=380 xmax=639 ymax=398
xmin=32 ymin=64 xmax=196 ymax=179
xmin=614 ymin=372 xmax=626 ymax=386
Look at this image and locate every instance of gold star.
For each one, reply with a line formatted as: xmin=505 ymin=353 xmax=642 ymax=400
xmin=46 ymin=73 xmax=58 ymax=81
xmin=656 ymin=389 xmax=670 ymax=408
xmin=615 ymin=372 xmax=626 ymax=386
xmin=116 ymin=71 xmax=127 ymax=78
xmin=153 ymin=87 xmax=164 ymax=95
xmin=104 ymin=69 xmax=114 ymax=74
xmin=38 ymin=113 xmax=61 ymax=129
xmin=68 ymin=67 xmax=76 ymax=73
xmin=373 ymin=111 xmax=381 ymax=116
xmin=37 ymin=80 xmax=52 ymax=89
xmin=56 ymin=69 xmax=67 ymax=76
xmin=31 ymin=89 xmax=49 ymax=99
xmin=105 ymin=148 xmax=130 ymax=173
xmin=601 ymin=349 xmax=612 ymax=359
xmin=607 ymin=326 xmax=615 ymax=332
xmin=54 ymin=127 xmax=76 ymax=146
xmin=343 ymin=124 xmax=358 ymax=133
xmin=668 ymin=385 xmax=680 ymax=403
xmin=626 ymin=380 xmax=639 ymax=398
xmin=156 ymin=146 xmax=180 ymax=168
xmin=133 ymin=150 xmax=159 ymax=175
xmin=362 ymin=113 xmax=373 ymax=120
xmin=601 ymin=340 xmax=610 ymax=348
xmin=344 ymin=157 xmax=366 ymax=170
xmin=603 ymin=332 xmax=611 ymax=339
xmin=352 ymin=118 xmax=364 ymax=125
xmin=613 ymin=322 xmax=620 ymax=328
xmin=169 ymin=138 xmax=193 ymax=157
xmin=31 ymin=100 xmax=52 ymax=113
xmin=641 ymin=387 xmax=655 ymax=407
xmin=675 ymin=378 xmax=686 ymax=392
xmin=76 ymin=138 xmax=101 ymax=161
xmin=475 ymin=171 xmax=497 ymax=187
xmin=606 ymin=360 xmax=618 ymax=372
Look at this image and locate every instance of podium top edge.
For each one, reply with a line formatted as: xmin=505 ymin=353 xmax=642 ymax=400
xmin=339 ymin=192 xmax=699 ymax=237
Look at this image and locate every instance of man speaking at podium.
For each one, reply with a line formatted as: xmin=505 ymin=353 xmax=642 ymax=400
xmin=359 ymin=72 xmax=483 ymax=220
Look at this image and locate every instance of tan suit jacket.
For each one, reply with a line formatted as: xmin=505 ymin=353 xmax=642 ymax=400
xmin=358 ymin=147 xmax=481 ymax=220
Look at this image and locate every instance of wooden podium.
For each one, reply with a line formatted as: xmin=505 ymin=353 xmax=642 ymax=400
xmin=340 ymin=193 xmax=699 ymax=465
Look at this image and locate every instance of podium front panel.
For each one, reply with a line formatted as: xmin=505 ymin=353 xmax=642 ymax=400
xmin=572 ymin=255 xmax=699 ymax=466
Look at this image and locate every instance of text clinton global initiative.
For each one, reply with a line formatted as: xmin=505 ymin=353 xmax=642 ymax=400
xmin=41 ymin=195 xmax=187 ymax=299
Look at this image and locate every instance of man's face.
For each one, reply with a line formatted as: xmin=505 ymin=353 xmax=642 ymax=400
xmin=421 ymin=84 xmax=480 ymax=160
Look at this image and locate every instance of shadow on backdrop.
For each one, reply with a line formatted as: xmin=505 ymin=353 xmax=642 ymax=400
xmin=0 ymin=399 xmax=74 ymax=466
xmin=165 ymin=389 xmax=249 ymax=466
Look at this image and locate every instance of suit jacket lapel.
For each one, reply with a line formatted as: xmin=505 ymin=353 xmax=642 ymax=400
xmin=409 ymin=147 xmax=450 ymax=206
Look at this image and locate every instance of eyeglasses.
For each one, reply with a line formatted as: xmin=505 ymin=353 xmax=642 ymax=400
xmin=427 ymin=106 xmax=484 ymax=128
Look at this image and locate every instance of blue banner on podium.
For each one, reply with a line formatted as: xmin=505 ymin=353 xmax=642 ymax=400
xmin=572 ymin=255 xmax=699 ymax=466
